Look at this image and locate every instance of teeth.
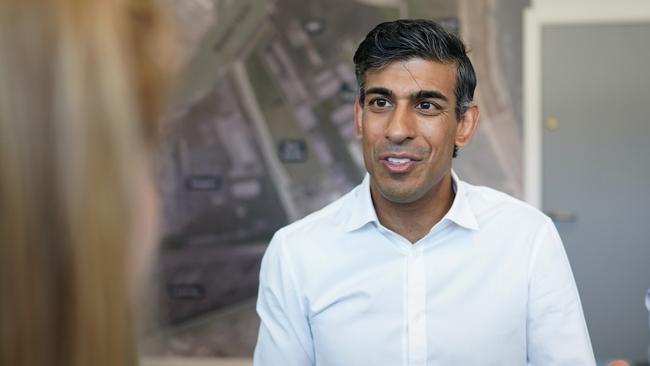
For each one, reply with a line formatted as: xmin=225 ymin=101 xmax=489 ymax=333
xmin=387 ymin=157 xmax=411 ymax=164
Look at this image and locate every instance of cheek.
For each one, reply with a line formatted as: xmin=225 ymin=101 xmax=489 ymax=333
xmin=361 ymin=121 xmax=382 ymax=149
xmin=420 ymin=121 xmax=457 ymax=150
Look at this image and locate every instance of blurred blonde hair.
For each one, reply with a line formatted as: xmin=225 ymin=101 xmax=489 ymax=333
xmin=0 ymin=0 xmax=176 ymax=365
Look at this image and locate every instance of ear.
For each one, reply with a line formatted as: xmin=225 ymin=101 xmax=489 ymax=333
xmin=455 ymin=104 xmax=479 ymax=148
xmin=354 ymin=97 xmax=363 ymax=139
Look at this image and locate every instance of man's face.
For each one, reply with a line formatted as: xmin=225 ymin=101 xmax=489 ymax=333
xmin=354 ymin=58 xmax=476 ymax=205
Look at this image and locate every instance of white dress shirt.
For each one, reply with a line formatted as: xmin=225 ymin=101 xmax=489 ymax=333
xmin=254 ymin=172 xmax=595 ymax=366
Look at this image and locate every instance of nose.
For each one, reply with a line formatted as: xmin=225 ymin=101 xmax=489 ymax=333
xmin=385 ymin=104 xmax=416 ymax=144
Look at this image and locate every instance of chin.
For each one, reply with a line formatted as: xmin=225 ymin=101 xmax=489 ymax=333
xmin=377 ymin=183 xmax=424 ymax=204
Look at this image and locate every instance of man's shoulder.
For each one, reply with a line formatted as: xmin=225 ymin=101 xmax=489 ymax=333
xmin=461 ymin=181 xmax=551 ymax=226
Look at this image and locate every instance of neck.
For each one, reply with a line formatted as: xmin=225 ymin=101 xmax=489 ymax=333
xmin=371 ymin=173 xmax=455 ymax=244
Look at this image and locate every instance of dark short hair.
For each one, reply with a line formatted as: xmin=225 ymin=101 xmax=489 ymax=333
xmin=353 ymin=19 xmax=476 ymax=121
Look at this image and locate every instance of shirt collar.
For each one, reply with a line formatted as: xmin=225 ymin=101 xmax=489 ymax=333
xmin=344 ymin=174 xmax=379 ymax=232
xmin=445 ymin=170 xmax=480 ymax=231
xmin=343 ymin=170 xmax=480 ymax=232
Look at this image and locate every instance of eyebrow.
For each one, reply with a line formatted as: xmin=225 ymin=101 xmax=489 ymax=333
xmin=365 ymin=87 xmax=393 ymax=98
xmin=365 ymin=87 xmax=449 ymax=102
xmin=415 ymin=90 xmax=448 ymax=102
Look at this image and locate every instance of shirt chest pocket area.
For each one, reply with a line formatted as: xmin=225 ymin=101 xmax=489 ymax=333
xmin=308 ymin=278 xmax=404 ymax=353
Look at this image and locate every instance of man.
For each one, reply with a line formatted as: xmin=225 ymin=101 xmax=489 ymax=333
xmin=254 ymin=19 xmax=595 ymax=365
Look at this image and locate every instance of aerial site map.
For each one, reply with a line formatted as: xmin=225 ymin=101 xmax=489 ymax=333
xmin=148 ymin=0 xmax=523 ymax=357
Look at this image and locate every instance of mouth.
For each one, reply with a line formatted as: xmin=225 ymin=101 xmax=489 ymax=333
xmin=379 ymin=155 xmax=420 ymax=174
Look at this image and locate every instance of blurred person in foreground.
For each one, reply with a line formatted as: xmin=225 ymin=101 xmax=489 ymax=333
xmin=0 ymin=0 xmax=177 ymax=365
xmin=254 ymin=19 xmax=595 ymax=365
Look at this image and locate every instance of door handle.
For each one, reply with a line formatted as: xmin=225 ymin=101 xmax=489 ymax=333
xmin=544 ymin=210 xmax=577 ymax=223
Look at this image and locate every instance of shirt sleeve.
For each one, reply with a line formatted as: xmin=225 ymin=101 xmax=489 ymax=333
xmin=254 ymin=230 xmax=315 ymax=366
xmin=526 ymin=218 xmax=596 ymax=366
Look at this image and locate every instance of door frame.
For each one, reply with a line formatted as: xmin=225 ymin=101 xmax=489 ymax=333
xmin=523 ymin=0 xmax=650 ymax=207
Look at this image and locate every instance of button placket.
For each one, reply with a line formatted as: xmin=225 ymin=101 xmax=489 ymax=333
xmin=406 ymin=248 xmax=427 ymax=365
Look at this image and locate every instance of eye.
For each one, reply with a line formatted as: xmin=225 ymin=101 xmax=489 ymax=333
xmin=368 ymin=98 xmax=393 ymax=109
xmin=416 ymin=101 xmax=436 ymax=110
xmin=415 ymin=101 xmax=442 ymax=114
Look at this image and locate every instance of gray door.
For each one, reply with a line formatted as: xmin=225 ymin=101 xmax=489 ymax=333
xmin=542 ymin=22 xmax=650 ymax=362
